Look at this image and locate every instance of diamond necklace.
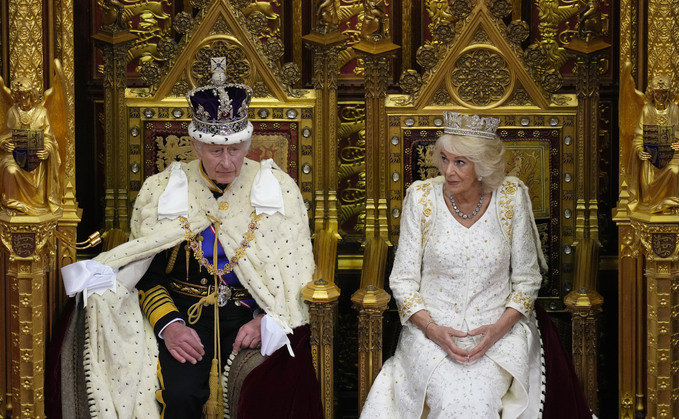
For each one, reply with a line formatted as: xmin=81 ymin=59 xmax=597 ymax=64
xmin=448 ymin=192 xmax=484 ymax=219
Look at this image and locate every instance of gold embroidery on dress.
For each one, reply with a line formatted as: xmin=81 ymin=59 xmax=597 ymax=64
xmin=415 ymin=182 xmax=434 ymax=246
xmin=498 ymin=180 xmax=518 ymax=242
xmin=398 ymin=293 xmax=425 ymax=318
xmin=508 ymin=290 xmax=534 ymax=314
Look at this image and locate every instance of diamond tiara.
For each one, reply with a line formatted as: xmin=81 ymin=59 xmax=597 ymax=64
xmin=442 ymin=112 xmax=500 ymax=140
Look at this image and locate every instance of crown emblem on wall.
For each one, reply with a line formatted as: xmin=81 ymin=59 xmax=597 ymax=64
xmin=185 ymin=57 xmax=253 ymax=142
xmin=442 ymin=112 xmax=500 ymax=140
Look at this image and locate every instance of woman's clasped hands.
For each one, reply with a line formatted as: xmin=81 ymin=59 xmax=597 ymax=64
xmin=425 ymin=320 xmax=508 ymax=363
xmin=424 ymin=322 xmax=471 ymax=363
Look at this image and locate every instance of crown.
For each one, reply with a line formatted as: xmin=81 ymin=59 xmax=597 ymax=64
xmin=442 ymin=112 xmax=500 ymax=140
xmin=185 ymin=57 xmax=254 ymax=145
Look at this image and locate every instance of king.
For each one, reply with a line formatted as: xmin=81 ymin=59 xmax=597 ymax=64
xmin=61 ymin=57 xmax=323 ymax=418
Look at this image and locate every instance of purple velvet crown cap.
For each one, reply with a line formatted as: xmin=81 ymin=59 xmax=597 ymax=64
xmin=185 ymin=82 xmax=254 ymax=145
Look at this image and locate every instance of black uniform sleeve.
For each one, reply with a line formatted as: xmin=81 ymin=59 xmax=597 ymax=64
xmin=137 ymin=246 xmax=182 ymax=336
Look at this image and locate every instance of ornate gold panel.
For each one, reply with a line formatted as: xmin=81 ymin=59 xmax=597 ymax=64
xmin=336 ymin=101 xmax=366 ymax=242
xmin=446 ymin=46 xmax=515 ymax=108
xmin=7 ymin=0 xmax=43 ymax=90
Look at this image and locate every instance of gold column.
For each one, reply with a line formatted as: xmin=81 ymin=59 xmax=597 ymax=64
xmin=619 ymin=1 xmax=679 ymax=417
xmin=613 ymin=207 xmax=645 ymax=418
xmin=614 ymin=171 xmax=645 ymax=416
xmin=52 ymin=0 xmax=80 ymax=328
xmin=302 ymin=10 xmax=345 ymax=415
xmin=353 ymin=15 xmax=399 ymax=243
xmin=564 ymin=237 xmax=603 ymax=414
xmin=0 ymin=213 xmax=59 ymax=419
xmin=564 ymin=37 xmax=610 ymax=241
xmin=351 ymin=236 xmax=390 ymax=413
xmin=1 ymin=253 xmax=7 ymax=418
xmin=4 ymin=2 xmax=71 ymax=417
xmin=303 ymin=229 xmax=340 ymax=419
xmin=563 ymin=31 xmax=610 ymax=415
xmin=351 ymin=1 xmax=398 ymax=413
xmin=302 ymin=5 xmax=346 ymax=235
xmin=92 ymin=25 xmax=135 ymax=230
xmin=630 ymin=214 xmax=679 ymax=419
xmin=350 ymin=2 xmax=398 ymax=412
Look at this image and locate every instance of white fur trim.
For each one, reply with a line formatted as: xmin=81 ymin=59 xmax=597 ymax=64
xmin=188 ymin=120 xmax=254 ymax=145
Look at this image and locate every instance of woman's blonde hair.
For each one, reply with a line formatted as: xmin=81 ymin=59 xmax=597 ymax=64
xmin=433 ymin=133 xmax=505 ymax=193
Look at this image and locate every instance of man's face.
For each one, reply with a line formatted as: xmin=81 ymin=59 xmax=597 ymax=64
xmin=192 ymin=141 xmax=249 ymax=185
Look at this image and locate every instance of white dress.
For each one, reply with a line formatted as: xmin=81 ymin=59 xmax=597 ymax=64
xmin=361 ymin=176 xmax=545 ymax=419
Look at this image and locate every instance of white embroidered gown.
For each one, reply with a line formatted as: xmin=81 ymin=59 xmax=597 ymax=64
xmin=361 ymin=176 xmax=544 ymax=419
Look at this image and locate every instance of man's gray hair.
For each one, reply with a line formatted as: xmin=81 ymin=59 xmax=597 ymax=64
xmin=191 ymin=137 xmax=252 ymax=152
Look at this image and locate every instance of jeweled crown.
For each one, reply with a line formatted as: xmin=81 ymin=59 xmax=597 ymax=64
xmin=442 ymin=112 xmax=500 ymax=140
xmin=185 ymin=57 xmax=253 ymax=144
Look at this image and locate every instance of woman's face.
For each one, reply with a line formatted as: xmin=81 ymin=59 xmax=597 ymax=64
xmin=439 ymin=149 xmax=478 ymax=196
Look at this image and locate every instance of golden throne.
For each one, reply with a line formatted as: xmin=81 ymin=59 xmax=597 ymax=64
xmin=350 ymin=1 xmax=600 ymax=415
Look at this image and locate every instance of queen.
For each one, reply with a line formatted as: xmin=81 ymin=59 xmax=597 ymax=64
xmin=361 ymin=112 xmax=591 ymax=418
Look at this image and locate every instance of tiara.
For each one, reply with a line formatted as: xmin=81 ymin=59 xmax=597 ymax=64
xmin=185 ymin=57 xmax=253 ymax=143
xmin=442 ymin=112 xmax=500 ymax=140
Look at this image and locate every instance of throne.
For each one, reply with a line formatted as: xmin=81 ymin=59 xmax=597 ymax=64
xmin=349 ymin=3 xmax=597 ymax=416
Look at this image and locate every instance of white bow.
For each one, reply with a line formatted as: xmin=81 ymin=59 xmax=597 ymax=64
xmin=157 ymin=162 xmax=189 ymax=220
xmin=251 ymin=159 xmax=285 ymax=215
xmin=61 ymin=260 xmax=118 ymax=304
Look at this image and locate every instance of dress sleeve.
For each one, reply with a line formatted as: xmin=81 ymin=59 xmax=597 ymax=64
xmin=504 ymin=180 xmax=543 ymax=316
xmin=390 ymin=182 xmax=432 ymax=324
